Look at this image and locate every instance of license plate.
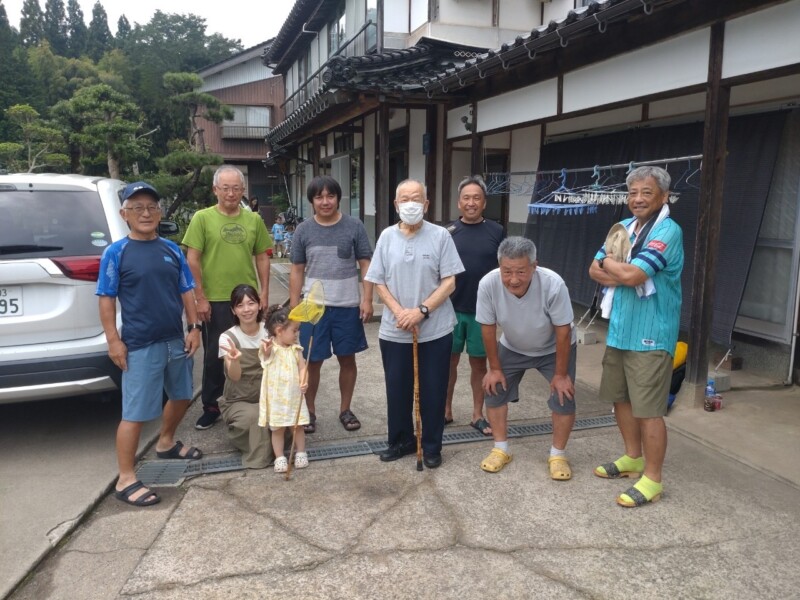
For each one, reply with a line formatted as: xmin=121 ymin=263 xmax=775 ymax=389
xmin=0 ymin=286 xmax=23 ymax=317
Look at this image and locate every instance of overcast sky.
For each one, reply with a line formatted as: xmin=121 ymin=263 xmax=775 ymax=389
xmin=3 ymin=0 xmax=296 ymax=49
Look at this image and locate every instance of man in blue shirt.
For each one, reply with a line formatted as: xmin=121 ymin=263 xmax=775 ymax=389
xmin=97 ymin=182 xmax=202 ymax=507
xmin=589 ymin=166 xmax=683 ymax=507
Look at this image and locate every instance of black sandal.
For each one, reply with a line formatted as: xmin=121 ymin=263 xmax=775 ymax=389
xmin=303 ymin=412 xmax=317 ymax=434
xmin=115 ymin=480 xmax=160 ymax=507
xmin=156 ymin=440 xmax=202 ymax=460
xmin=339 ymin=409 xmax=361 ymax=431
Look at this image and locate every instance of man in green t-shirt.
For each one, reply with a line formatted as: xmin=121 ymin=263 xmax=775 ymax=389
xmin=182 ymin=166 xmax=272 ymax=429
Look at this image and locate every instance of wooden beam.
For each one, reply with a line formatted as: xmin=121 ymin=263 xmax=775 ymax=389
xmin=312 ymin=137 xmax=320 ymax=177
xmin=377 ymin=104 xmax=390 ymax=233
xmin=442 ymin=115 xmax=453 ymax=224
xmin=470 ymin=102 xmax=482 ymax=175
xmin=425 ymin=105 xmax=438 ymax=217
xmin=687 ymin=21 xmax=731 ymax=395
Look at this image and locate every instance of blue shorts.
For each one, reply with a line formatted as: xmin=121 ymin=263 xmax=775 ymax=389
xmin=299 ymin=306 xmax=368 ymax=362
xmin=484 ymin=342 xmax=577 ymax=415
xmin=122 ymin=338 xmax=194 ymax=422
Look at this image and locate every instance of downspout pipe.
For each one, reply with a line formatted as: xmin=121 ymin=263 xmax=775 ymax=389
xmin=785 ymin=255 xmax=800 ymax=385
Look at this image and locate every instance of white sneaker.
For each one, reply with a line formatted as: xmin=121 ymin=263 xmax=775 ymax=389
xmin=274 ymin=456 xmax=288 ymax=473
xmin=294 ymin=452 xmax=309 ymax=469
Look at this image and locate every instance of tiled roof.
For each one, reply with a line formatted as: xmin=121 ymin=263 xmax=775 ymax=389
xmin=422 ymin=0 xmax=680 ymax=94
xmin=321 ymin=40 xmax=484 ymax=93
xmin=266 ymin=38 xmax=485 ymax=149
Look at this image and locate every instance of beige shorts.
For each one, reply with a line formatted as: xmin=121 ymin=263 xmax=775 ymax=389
xmin=599 ymin=347 xmax=672 ymax=418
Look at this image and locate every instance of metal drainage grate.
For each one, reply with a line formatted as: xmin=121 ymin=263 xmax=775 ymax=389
xmin=136 ymin=414 xmax=616 ymax=486
xmin=308 ymin=441 xmax=373 ymax=460
xmin=573 ymin=414 xmax=618 ymax=429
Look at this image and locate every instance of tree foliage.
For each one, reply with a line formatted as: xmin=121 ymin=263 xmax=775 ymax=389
xmin=1 ymin=2 xmax=247 ymax=212
xmin=2 ymin=103 xmax=68 ymax=172
xmin=65 ymin=0 xmax=87 ymax=58
xmin=19 ymin=0 xmax=44 ymax=47
xmin=43 ymin=0 xmax=68 ymax=55
xmin=58 ymin=83 xmax=146 ymax=178
xmin=86 ymin=1 xmax=112 ymax=61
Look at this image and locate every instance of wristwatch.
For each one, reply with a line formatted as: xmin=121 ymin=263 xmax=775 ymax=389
xmin=418 ymin=304 xmax=430 ymax=319
xmin=187 ymin=322 xmax=202 ymax=332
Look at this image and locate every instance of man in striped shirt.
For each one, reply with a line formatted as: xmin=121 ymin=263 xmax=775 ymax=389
xmin=589 ymin=166 xmax=684 ymax=508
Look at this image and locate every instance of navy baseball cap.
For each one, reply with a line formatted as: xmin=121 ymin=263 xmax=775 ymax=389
xmin=122 ymin=181 xmax=160 ymax=203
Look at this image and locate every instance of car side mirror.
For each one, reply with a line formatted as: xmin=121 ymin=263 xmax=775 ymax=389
xmin=158 ymin=220 xmax=179 ymax=237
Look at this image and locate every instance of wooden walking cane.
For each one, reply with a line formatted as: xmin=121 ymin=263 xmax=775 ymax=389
xmin=413 ymin=330 xmax=423 ymax=471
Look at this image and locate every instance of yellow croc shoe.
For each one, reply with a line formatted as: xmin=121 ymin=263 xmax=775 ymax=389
xmin=480 ymin=448 xmax=512 ymax=473
xmin=548 ymin=455 xmax=572 ymax=480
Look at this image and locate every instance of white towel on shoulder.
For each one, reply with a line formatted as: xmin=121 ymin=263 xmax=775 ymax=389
xmin=600 ymin=204 xmax=670 ymax=318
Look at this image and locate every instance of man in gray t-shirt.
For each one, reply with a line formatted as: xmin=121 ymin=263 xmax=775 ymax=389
xmin=476 ymin=237 xmax=577 ymax=480
xmin=290 ymin=175 xmax=373 ymax=434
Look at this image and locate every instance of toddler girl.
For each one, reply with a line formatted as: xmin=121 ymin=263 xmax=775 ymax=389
xmin=258 ymin=304 xmax=310 ymax=473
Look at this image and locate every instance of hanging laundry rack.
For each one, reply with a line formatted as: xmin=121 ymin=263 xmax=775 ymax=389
xmin=528 ymin=154 xmax=701 ymax=215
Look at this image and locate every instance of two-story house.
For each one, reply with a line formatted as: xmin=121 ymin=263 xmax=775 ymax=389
xmin=198 ymin=41 xmax=285 ymax=207
xmin=265 ymin=0 xmax=800 ymax=389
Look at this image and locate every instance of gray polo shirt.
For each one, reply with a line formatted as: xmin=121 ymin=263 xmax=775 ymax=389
xmin=365 ymin=221 xmax=464 ymax=343
xmin=476 ymin=267 xmax=576 ymax=357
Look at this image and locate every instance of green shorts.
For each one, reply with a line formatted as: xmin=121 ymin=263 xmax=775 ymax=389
xmin=599 ymin=347 xmax=672 ymax=418
xmin=451 ymin=311 xmax=486 ymax=357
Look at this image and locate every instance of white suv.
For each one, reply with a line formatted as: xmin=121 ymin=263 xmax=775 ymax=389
xmin=0 ymin=174 xmax=176 ymax=404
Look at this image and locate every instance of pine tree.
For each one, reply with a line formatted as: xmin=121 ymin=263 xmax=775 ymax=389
xmin=65 ymin=0 xmax=86 ymax=58
xmin=86 ymin=1 xmax=112 ymax=61
xmin=19 ymin=0 xmax=45 ymax=47
xmin=0 ymin=2 xmax=18 ymax=141
xmin=43 ymin=0 xmax=68 ymax=55
xmin=115 ymin=14 xmax=130 ymax=49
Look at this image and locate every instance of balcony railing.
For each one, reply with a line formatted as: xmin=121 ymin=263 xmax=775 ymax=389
xmin=283 ymin=20 xmax=377 ymax=116
xmin=222 ymin=125 xmax=271 ymax=139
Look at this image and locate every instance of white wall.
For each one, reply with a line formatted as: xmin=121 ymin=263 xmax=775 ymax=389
xmin=408 ymin=109 xmax=427 ymax=185
xmin=477 ymin=79 xmax=558 ymax=133
xmin=385 ymin=0 xmax=409 ymax=33
xmin=447 ymin=104 xmax=472 ymax=139
xmin=723 ymin=0 xmax=800 ymax=79
xmin=563 ymin=28 xmax=710 ymax=113
xmin=438 ymin=0 xmax=491 ymax=27
xmin=498 ymin=0 xmax=541 ymax=31
xmin=389 ymin=108 xmax=408 ymax=131
xmin=546 ymin=106 xmax=641 ymax=137
xmin=543 ymin=0 xmax=574 ymax=24
xmin=411 ymin=0 xmax=428 ymax=32
xmin=509 ymin=125 xmax=540 ymax=225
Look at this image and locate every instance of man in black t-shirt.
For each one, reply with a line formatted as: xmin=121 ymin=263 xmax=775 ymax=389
xmin=446 ymin=176 xmax=505 ymax=435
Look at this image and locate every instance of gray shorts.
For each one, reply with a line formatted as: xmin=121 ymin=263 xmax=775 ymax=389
xmin=484 ymin=343 xmax=577 ymax=415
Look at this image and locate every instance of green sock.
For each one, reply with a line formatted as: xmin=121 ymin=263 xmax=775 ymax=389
xmin=632 ymin=475 xmax=663 ymax=500
xmin=615 ymin=455 xmax=644 ymax=473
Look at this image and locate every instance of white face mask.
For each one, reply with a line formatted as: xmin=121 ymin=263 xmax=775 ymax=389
xmin=398 ymin=202 xmax=424 ymax=225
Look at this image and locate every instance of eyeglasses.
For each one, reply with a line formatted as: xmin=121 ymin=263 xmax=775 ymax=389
xmin=124 ymin=205 xmax=162 ymax=214
xmin=218 ymin=186 xmax=244 ymax=195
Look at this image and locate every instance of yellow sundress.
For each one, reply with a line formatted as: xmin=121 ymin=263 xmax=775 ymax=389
xmin=257 ymin=343 xmax=310 ymax=429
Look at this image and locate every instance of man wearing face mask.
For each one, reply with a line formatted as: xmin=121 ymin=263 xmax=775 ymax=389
xmin=365 ymin=179 xmax=464 ymax=468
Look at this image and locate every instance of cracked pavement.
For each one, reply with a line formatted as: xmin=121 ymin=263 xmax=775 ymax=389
xmin=8 ymin=269 xmax=800 ymax=599
xmin=11 ymin=428 xmax=800 ymax=600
